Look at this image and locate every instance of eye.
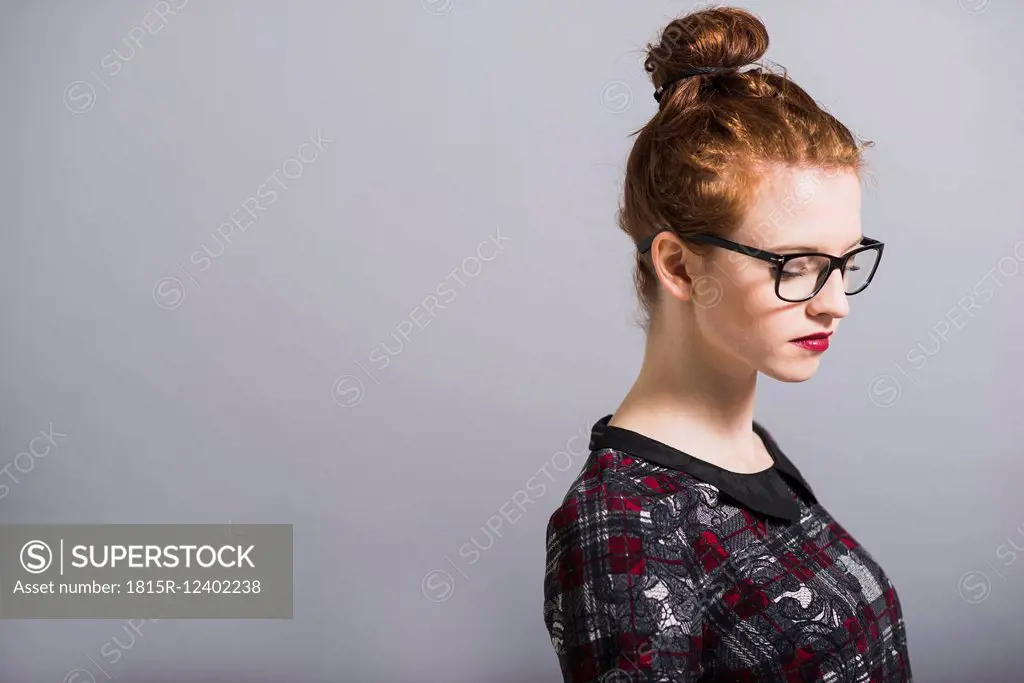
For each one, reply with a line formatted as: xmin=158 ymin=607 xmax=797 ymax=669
xmin=771 ymin=262 xmax=810 ymax=280
xmin=774 ymin=255 xmax=825 ymax=281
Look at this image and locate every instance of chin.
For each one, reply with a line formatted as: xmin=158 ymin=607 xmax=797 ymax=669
xmin=759 ymin=356 xmax=823 ymax=383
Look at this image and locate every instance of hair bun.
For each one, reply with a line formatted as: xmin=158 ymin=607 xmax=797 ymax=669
xmin=644 ymin=7 xmax=769 ymax=89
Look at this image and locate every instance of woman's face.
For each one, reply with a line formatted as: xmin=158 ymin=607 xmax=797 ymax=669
xmin=668 ymin=164 xmax=865 ymax=382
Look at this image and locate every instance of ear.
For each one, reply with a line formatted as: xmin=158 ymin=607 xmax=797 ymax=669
xmin=650 ymin=235 xmax=700 ymax=305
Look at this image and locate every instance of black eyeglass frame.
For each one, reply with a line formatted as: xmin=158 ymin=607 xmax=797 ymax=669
xmin=637 ymin=229 xmax=884 ymax=303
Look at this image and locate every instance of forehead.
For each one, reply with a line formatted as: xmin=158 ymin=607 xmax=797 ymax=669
xmin=733 ymin=164 xmax=862 ymax=252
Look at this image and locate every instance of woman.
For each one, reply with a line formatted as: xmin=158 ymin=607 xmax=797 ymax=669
xmin=542 ymin=7 xmax=912 ymax=682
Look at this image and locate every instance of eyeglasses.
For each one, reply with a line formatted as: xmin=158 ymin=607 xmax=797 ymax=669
xmin=637 ymin=229 xmax=884 ymax=303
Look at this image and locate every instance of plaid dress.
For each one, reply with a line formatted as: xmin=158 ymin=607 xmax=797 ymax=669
xmin=543 ymin=415 xmax=913 ymax=682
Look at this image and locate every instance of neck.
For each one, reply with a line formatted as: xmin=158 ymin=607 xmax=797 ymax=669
xmin=611 ymin=305 xmax=766 ymax=470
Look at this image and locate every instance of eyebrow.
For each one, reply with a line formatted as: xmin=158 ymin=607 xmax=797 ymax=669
xmin=769 ymin=236 xmax=864 ymax=254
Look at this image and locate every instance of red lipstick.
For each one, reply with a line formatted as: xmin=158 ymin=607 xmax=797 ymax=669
xmin=790 ymin=332 xmax=832 ymax=352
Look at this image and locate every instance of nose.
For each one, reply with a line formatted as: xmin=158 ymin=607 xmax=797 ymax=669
xmin=806 ymin=267 xmax=850 ymax=318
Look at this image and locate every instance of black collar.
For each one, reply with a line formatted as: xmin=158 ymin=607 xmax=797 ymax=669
xmin=589 ymin=414 xmax=817 ymax=522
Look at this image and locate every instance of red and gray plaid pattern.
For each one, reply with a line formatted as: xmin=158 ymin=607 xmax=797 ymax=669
xmin=543 ymin=445 xmax=913 ymax=682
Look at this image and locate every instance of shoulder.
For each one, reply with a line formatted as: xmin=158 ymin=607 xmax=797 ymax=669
xmin=542 ymin=448 xmax=714 ymax=675
xmin=545 ymin=447 xmax=725 ymax=561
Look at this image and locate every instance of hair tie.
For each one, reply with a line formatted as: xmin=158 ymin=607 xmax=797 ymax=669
xmin=653 ymin=66 xmax=735 ymax=102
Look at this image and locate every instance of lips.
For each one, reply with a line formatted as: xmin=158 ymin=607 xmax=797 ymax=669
xmin=791 ymin=332 xmax=832 ymax=342
xmin=790 ymin=331 xmax=832 ymax=352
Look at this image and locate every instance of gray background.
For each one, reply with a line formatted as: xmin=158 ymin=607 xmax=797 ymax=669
xmin=1 ymin=0 xmax=1022 ymax=681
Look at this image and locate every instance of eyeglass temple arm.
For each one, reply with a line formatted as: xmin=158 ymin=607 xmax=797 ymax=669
xmin=638 ymin=230 xmax=779 ymax=263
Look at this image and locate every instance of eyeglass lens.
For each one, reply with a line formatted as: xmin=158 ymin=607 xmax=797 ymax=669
xmin=777 ymin=247 xmax=880 ymax=301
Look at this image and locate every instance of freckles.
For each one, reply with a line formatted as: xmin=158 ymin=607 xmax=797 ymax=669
xmin=740 ymin=278 xmax=777 ymax=312
xmin=712 ymin=299 xmax=762 ymax=358
xmin=735 ymin=299 xmax=787 ymax=355
xmin=738 ymin=319 xmax=772 ymax=360
xmin=715 ymin=254 xmax=775 ymax=307
xmin=744 ymin=316 xmax=770 ymax=348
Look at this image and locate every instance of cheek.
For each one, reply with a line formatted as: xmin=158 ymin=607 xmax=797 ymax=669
xmin=702 ymin=278 xmax=788 ymax=356
xmin=695 ymin=290 xmax=751 ymax=352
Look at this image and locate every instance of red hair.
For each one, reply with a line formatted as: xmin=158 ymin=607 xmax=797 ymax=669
xmin=620 ymin=6 xmax=873 ymax=329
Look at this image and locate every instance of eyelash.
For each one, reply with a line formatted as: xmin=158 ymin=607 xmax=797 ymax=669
xmin=771 ymin=263 xmax=861 ymax=280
